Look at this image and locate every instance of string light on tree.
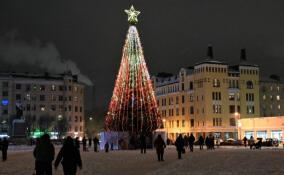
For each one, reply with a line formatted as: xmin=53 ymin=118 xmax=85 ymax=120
xmin=105 ymin=5 xmax=161 ymax=134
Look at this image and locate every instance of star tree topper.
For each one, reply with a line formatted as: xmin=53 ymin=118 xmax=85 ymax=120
xmin=124 ymin=5 xmax=140 ymax=25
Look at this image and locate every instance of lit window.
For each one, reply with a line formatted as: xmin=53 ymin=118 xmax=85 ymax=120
xmin=74 ymin=97 xmax=78 ymax=102
xmin=51 ymin=85 xmax=56 ymax=91
xmin=270 ymin=86 xmax=273 ymax=91
xmin=26 ymin=94 xmax=31 ymax=101
xmin=33 ymin=85 xmax=37 ymax=90
xmin=277 ymin=86 xmax=280 ymax=92
xmin=40 ymin=105 xmax=45 ymax=111
xmin=74 ymin=86 xmax=78 ymax=92
xmin=278 ymin=105 xmax=281 ymax=110
xmin=277 ymin=95 xmax=280 ymax=101
xmin=263 ymin=95 xmax=266 ymax=100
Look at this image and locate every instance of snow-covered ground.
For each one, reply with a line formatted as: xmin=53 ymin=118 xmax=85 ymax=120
xmin=1 ymin=146 xmax=283 ymax=175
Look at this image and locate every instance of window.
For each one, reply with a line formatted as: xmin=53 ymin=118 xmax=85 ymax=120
xmin=2 ymin=82 xmax=8 ymax=88
xmin=2 ymin=109 xmax=8 ymax=114
xmin=256 ymin=131 xmax=267 ymax=139
xmin=51 ymin=85 xmax=56 ymax=91
xmin=213 ymin=105 xmax=222 ymax=114
xmin=189 ymin=95 xmax=193 ymax=102
xmin=51 ymin=105 xmax=56 ymax=111
xmin=69 ymin=86 xmax=72 ymax=91
xmin=80 ymin=107 xmax=82 ymax=112
xmin=75 ymin=106 xmax=78 ymax=112
xmin=80 ymin=116 xmax=82 ymax=122
xmin=40 ymin=85 xmax=45 ymax=91
xmin=26 ymin=94 xmax=31 ymax=101
xmin=40 ymin=95 xmax=45 ymax=101
xmin=74 ymin=86 xmax=78 ymax=92
xmin=51 ymin=95 xmax=56 ymax=101
xmin=189 ymin=81 xmax=193 ymax=90
xmin=182 ymin=95 xmax=185 ymax=103
xmin=229 ymin=105 xmax=235 ymax=113
xmin=2 ymin=91 xmax=8 ymax=96
xmin=177 ymin=120 xmax=179 ymax=127
xmin=277 ymin=95 xmax=280 ymax=101
xmin=59 ymin=96 xmax=63 ymax=101
xmin=16 ymin=84 xmax=21 ymax=90
xmin=40 ymin=105 xmax=45 ymax=111
xmin=263 ymin=95 xmax=266 ymax=100
xmin=213 ymin=118 xmax=215 ymax=126
xmin=176 ymin=108 xmax=179 ymax=116
xmin=182 ymin=120 xmax=185 ymax=127
xmin=247 ymin=105 xmax=255 ymax=114
xmin=75 ymin=116 xmax=78 ymax=122
xmin=16 ymin=94 xmax=21 ymax=100
xmin=176 ymin=96 xmax=179 ymax=104
xmin=190 ymin=119 xmax=194 ymax=127
xmin=230 ymin=118 xmax=236 ymax=126
xmin=69 ymin=96 xmax=72 ymax=101
xmin=74 ymin=96 xmax=78 ymax=102
xmin=33 ymin=85 xmax=37 ymax=90
xmin=69 ymin=116 xmax=72 ymax=122
xmin=182 ymin=107 xmax=185 ymax=115
xmin=229 ymin=93 xmax=235 ymax=101
xmin=213 ymin=79 xmax=220 ymax=87
xmin=68 ymin=105 xmax=72 ymax=111
xmin=247 ymin=81 xmax=254 ymax=89
xmin=190 ymin=106 xmax=194 ymax=114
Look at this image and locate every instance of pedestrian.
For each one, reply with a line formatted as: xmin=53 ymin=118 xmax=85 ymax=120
xmin=2 ymin=137 xmax=8 ymax=161
xmin=111 ymin=142 xmax=114 ymax=150
xmin=0 ymin=138 xmax=2 ymax=151
xmin=175 ymin=134 xmax=184 ymax=159
xmin=93 ymin=137 xmax=99 ymax=152
xmin=140 ymin=134 xmax=147 ymax=154
xmin=249 ymin=136 xmax=254 ymax=150
xmin=184 ymin=135 xmax=188 ymax=149
xmin=82 ymin=137 xmax=87 ymax=152
xmin=205 ymin=136 xmax=209 ymax=149
xmin=209 ymin=134 xmax=215 ymax=150
xmin=217 ymin=137 xmax=221 ymax=148
xmin=154 ymin=134 xmax=166 ymax=161
xmin=105 ymin=142 xmax=109 ymax=153
xmin=54 ymin=136 xmax=82 ymax=175
xmin=75 ymin=137 xmax=80 ymax=150
xmin=188 ymin=134 xmax=195 ymax=152
xmin=199 ymin=136 xmax=204 ymax=150
xmin=243 ymin=136 xmax=247 ymax=147
xmin=88 ymin=137 xmax=92 ymax=148
xmin=33 ymin=134 xmax=55 ymax=175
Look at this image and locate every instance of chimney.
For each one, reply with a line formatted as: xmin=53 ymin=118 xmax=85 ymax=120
xmin=207 ymin=45 xmax=213 ymax=59
xmin=240 ymin=48 xmax=247 ymax=62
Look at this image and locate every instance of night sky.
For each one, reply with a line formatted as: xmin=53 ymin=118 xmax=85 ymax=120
xmin=0 ymin=0 xmax=283 ymax=109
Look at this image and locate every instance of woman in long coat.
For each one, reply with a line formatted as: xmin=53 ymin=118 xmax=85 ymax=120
xmin=55 ymin=136 xmax=82 ymax=175
xmin=154 ymin=134 xmax=166 ymax=161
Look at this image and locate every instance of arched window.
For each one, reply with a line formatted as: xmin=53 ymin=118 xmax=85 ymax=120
xmin=247 ymin=81 xmax=254 ymax=89
xmin=213 ymin=79 xmax=220 ymax=87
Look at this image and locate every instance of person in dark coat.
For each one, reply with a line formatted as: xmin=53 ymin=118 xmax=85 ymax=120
xmin=205 ymin=136 xmax=209 ymax=149
xmin=188 ymin=134 xmax=195 ymax=152
xmin=93 ymin=137 xmax=99 ymax=152
xmin=199 ymin=136 xmax=204 ymax=150
xmin=1 ymin=137 xmax=8 ymax=161
xmin=75 ymin=137 xmax=80 ymax=150
xmin=54 ymin=136 xmax=82 ymax=175
xmin=154 ymin=134 xmax=166 ymax=161
xmin=209 ymin=135 xmax=215 ymax=150
xmin=184 ymin=135 xmax=188 ymax=149
xmin=33 ymin=134 xmax=55 ymax=175
xmin=243 ymin=136 xmax=248 ymax=147
xmin=88 ymin=137 xmax=92 ymax=148
xmin=105 ymin=142 xmax=109 ymax=153
xmin=82 ymin=137 xmax=87 ymax=152
xmin=0 ymin=138 xmax=2 ymax=151
xmin=175 ymin=134 xmax=184 ymax=159
xmin=140 ymin=134 xmax=147 ymax=154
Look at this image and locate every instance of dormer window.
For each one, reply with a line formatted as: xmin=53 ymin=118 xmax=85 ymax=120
xmin=213 ymin=79 xmax=220 ymax=87
xmin=247 ymin=81 xmax=254 ymax=89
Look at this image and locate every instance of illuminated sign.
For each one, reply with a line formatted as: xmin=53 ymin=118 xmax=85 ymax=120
xmin=2 ymin=100 xmax=8 ymax=106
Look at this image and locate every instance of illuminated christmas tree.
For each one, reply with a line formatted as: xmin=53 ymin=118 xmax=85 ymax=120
xmin=105 ymin=6 xmax=161 ymax=134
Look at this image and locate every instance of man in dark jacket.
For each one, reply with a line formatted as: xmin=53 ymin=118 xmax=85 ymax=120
xmin=175 ymin=134 xmax=184 ymax=159
xmin=93 ymin=137 xmax=99 ymax=152
xmin=2 ymin=137 xmax=8 ymax=161
xmin=188 ymin=134 xmax=195 ymax=152
xmin=154 ymin=134 xmax=166 ymax=161
xmin=33 ymin=134 xmax=55 ymax=175
xmin=82 ymin=137 xmax=87 ymax=152
xmin=243 ymin=136 xmax=248 ymax=147
xmin=199 ymin=136 xmax=204 ymax=150
xmin=55 ymin=136 xmax=82 ymax=175
xmin=140 ymin=134 xmax=147 ymax=154
xmin=205 ymin=136 xmax=209 ymax=149
xmin=88 ymin=137 xmax=92 ymax=148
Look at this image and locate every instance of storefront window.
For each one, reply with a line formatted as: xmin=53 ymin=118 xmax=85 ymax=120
xmin=256 ymin=131 xmax=267 ymax=139
xmin=245 ymin=131 xmax=254 ymax=139
xmin=270 ymin=130 xmax=282 ymax=141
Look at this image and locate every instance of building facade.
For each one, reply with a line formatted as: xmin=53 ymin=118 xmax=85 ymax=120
xmin=259 ymin=78 xmax=284 ymax=117
xmin=152 ymin=47 xmax=260 ymax=141
xmin=0 ymin=72 xmax=85 ymax=138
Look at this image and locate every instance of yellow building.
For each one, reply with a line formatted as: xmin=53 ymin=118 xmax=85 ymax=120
xmin=152 ymin=47 xmax=260 ymax=141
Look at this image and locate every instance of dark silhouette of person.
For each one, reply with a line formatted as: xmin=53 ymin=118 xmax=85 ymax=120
xmin=88 ymin=138 xmax=92 ymax=147
xmin=54 ymin=136 xmax=82 ymax=175
xmin=249 ymin=136 xmax=254 ymax=150
xmin=243 ymin=136 xmax=247 ymax=147
xmin=33 ymin=134 xmax=55 ymax=175
xmin=82 ymin=137 xmax=87 ymax=152
xmin=105 ymin=142 xmax=109 ymax=153
xmin=140 ymin=134 xmax=147 ymax=154
xmin=0 ymin=138 xmax=2 ymax=151
xmin=184 ymin=135 xmax=188 ymax=149
xmin=205 ymin=136 xmax=209 ymax=149
xmin=209 ymin=134 xmax=215 ymax=150
xmin=111 ymin=142 xmax=114 ymax=150
xmin=154 ymin=134 xmax=166 ymax=161
xmin=93 ymin=137 xmax=99 ymax=152
xmin=75 ymin=137 xmax=80 ymax=150
xmin=188 ymin=134 xmax=195 ymax=152
xmin=2 ymin=137 xmax=8 ymax=161
xmin=175 ymin=134 xmax=184 ymax=159
xmin=199 ymin=136 xmax=204 ymax=150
